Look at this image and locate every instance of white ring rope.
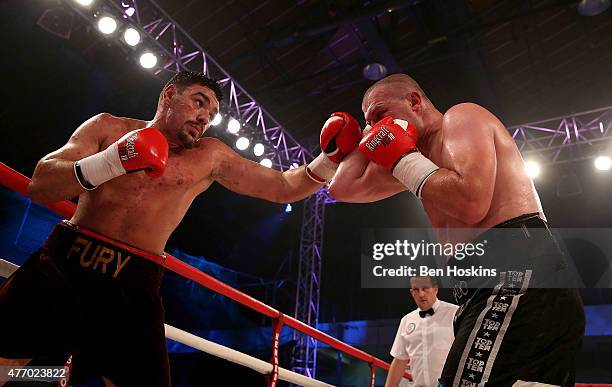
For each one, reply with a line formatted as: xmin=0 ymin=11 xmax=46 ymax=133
xmin=1 ymin=259 xmax=334 ymax=387
xmin=0 ymin=258 xmax=18 ymax=279
xmin=165 ymin=324 xmax=333 ymax=387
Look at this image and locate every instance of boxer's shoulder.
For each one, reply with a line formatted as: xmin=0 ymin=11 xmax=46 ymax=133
xmin=87 ymin=112 xmax=132 ymax=129
xmin=87 ymin=113 xmax=148 ymax=147
xmin=108 ymin=114 xmax=148 ymax=134
xmin=173 ymin=137 xmax=228 ymax=176
xmin=81 ymin=113 xmax=140 ymax=134
xmin=447 ymin=102 xmax=490 ymax=114
xmin=442 ymin=103 xmax=497 ymax=137
xmin=195 ymin=137 xmax=234 ymax=158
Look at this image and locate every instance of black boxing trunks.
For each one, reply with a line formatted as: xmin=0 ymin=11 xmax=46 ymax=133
xmin=0 ymin=221 xmax=170 ymax=387
xmin=438 ymin=214 xmax=585 ymax=387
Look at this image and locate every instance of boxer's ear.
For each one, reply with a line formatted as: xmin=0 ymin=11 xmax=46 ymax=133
xmin=160 ymin=84 xmax=178 ymax=110
xmin=407 ymin=91 xmax=422 ymax=112
xmin=164 ymin=84 xmax=177 ymax=99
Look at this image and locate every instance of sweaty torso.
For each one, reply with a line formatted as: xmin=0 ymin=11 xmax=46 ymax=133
xmin=71 ymin=117 xmax=214 ymax=254
xmin=421 ymin=104 xmax=543 ymax=235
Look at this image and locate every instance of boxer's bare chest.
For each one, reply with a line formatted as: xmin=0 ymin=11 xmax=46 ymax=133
xmin=98 ymin=122 xmax=212 ymax=200
xmin=97 ymin=150 xmax=212 ymax=209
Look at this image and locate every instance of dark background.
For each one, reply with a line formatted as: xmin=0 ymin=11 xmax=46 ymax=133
xmin=1 ymin=0 xmax=612 ymax=384
xmin=3 ymin=0 xmax=612 ymax=322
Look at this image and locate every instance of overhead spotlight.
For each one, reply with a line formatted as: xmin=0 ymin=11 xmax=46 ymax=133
xmin=260 ymin=158 xmax=272 ymax=168
xmin=253 ymin=143 xmax=265 ymax=157
xmin=123 ymin=27 xmax=140 ymax=46
xmin=97 ymin=16 xmax=118 ymax=35
xmin=73 ymin=0 xmax=94 ymax=6
xmin=594 ymin=155 xmax=612 ymax=171
xmin=290 ymin=163 xmax=300 ymax=170
xmin=577 ymin=0 xmax=610 ymax=16
xmin=236 ymin=137 xmax=250 ymax=150
xmin=124 ymin=7 xmax=136 ymax=17
xmin=211 ymin=113 xmax=222 ymax=126
xmin=139 ymin=52 xmax=158 ymax=69
xmin=285 ymin=203 xmax=292 ymax=213
xmin=227 ymin=118 xmax=241 ymax=134
xmin=524 ymin=161 xmax=541 ymax=178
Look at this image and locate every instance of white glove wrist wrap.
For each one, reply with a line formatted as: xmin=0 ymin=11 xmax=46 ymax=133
xmin=77 ymin=144 xmax=126 ymax=188
xmin=392 ymin=151 xmax=439 ymax=198
xmin=306 ymin=153 xmax=338 ymax=183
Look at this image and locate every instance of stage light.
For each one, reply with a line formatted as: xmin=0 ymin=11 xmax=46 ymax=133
xmin=260 ymin=158 xmax=272 ymax=168
xmin=285 ymin=203 xmax=292 ymax=213
xmin=253 ymin=143 xmax=264 ymax=157
xmin=290 ymin=163 xmax=300 ymax=170
xmin=227 ymin=118 xmax=240 ymax=134
xmin=139 ymin=52 xmax=157 ymax=69
xmin=236 ymin=137 xmax=250 ymax=150
xmin=211 ymin=113 xmax=222 ymax=126
xmin=594 ymin=156 xmax=612 ymax=171
xmin=97 ymin=16 xmax=117 ymax=35
xmin=123 ymin=27 xmax=140 ymax=46
xmin=125 ymin=7 xmax=135 ymax=17
xmin=525 ymin=161 xmax=541 ymax=178
xmin=73 ymin=0 xmax=93 ymax=6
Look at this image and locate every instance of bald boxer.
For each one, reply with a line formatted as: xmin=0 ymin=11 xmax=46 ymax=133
xmin=329 ymin=74 xmax=584 ymax=386
xmin=0 ymin=71 xmax=361 ymax=386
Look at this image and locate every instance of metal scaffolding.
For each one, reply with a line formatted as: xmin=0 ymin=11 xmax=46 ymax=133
xmin=293 ymin=190 xmax=327 ymax=379
xmin=510 ymin=105 xmax=612 ymax=166
xmin=59 ymin=1 xmax=612 ymax=380
xmin=66 ymin=0 xmax=312 ymax=170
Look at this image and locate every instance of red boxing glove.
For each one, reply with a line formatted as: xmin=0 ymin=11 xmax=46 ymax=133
xmin=358 ymin=116 xmax=418 ymax=171
xmin=117 ymin=127 xmax=169 ymax=178
xmin=306 ymin=112 xmax=361 ymax=183
xmin=320 ymin=112 xmax=362 ymax=163
xmin=358 ymin=117 xmax=439 ymax=197
xmin=75 ymin=127 xmax=169 ymax=190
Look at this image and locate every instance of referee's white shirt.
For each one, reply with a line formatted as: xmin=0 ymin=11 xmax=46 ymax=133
xmin=390 ymin=299 xmax=458 ymax=387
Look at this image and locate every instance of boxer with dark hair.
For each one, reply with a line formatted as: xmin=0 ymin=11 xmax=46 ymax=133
xmin=0 ymin=70 xmax=361 ymax=386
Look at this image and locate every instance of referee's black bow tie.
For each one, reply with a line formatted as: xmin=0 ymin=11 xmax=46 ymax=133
xmin=419 ymin=308 xmax=434 ymax=318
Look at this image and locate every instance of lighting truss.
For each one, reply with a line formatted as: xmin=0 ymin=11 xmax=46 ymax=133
xmin=510 ymin=106 xmax=612 ymax=165
xmin=65 ymin=0 xmax=313 ymax=171
xmin=292 ymin=190 xmax=327 ymax=379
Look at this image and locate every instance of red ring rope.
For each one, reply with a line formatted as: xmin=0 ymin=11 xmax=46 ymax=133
xmin=0 ymin=161 xmax=412 ymax=384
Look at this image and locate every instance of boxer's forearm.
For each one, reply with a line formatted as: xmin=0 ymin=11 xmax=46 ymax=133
xmin=28 ymin=158 xmax=87 ymax=203
xmin=329 ymin=151 xmax=406 ymax=202
xmin=28 ymin=114 xmax=110 ymax=203
xmin=214 ymin=156 xmax=322 ymax=203
xmin=278 ymin=167 xmax=323 ymax=202
xmin=420 ymin=168 xmax=492 ymax=224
